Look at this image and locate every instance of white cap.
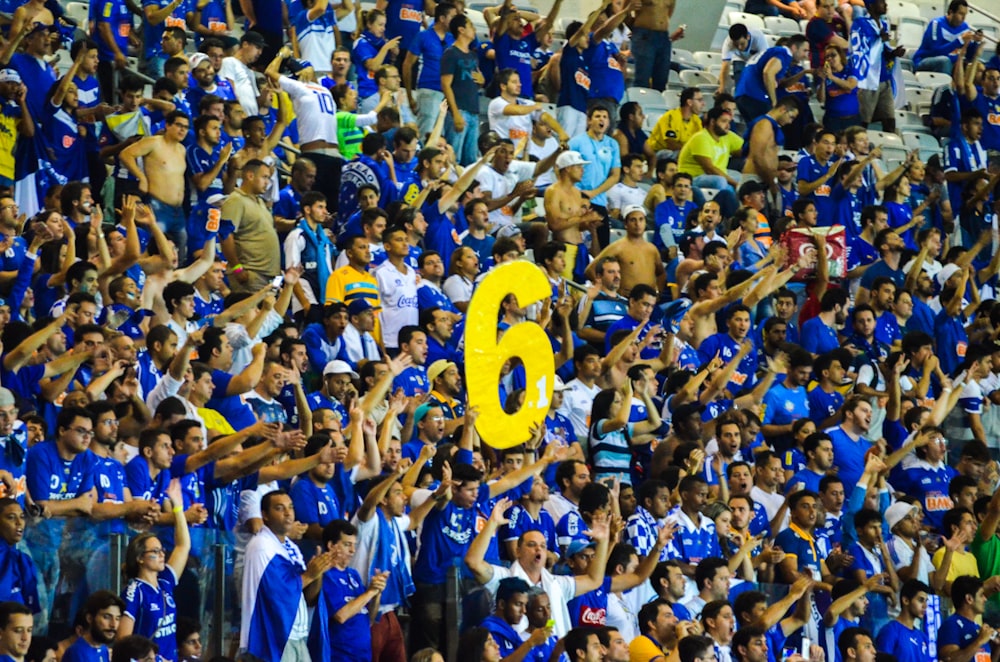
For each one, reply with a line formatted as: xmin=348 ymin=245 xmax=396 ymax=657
xmin=621 ymin=204 xmax=646 ymax=220
xmin=553 ymin=376 xmax=570 ymax=392
xmin=937 ymin=263 xmax=960 ymax=287
xmin=323 ymin=359 xmax=359 ymax=379
xmin=556 ymin=151 xmax=590 ymax=170
xmin=886 ymin=501 xmax=919 ymax=531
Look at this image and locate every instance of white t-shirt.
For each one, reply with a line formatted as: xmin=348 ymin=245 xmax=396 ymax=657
xmin=279 ymin=75 xmax=339 ymax=145
xmin=350 ymin=510 xmax=412 ymax=612
xmin=528 ymin=135 xmax=560 ymax=188
xmin=488 ymin=96 xmax=538 ymax=142
xmin=375 ymin=260 xmax=419 ymax=349
xmin=478 ymin=161 xmax=536 ymax=229
xmin=606 ymin=182 xmax=647 ymax=216
xmin=483 ymin=561 xmax=577 ymax=638
xmin=442 ymin=273 xmax=475 ymax=304
xmin=559 ymin=378 xmax=602 ymax=441
xmin=218 ymin=56 xmax=260 ymax=116
xmin=721 ymin=28 xmax=768 ymax=63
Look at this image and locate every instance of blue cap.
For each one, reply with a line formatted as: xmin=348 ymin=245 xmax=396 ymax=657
xmin=566 ymin=539 xmax=596 ymax=557
xmin=661 ymin=298 xmax=693 ymax=333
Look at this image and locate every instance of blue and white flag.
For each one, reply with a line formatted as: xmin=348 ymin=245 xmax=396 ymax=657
xmin=240 ymin=527 xmax=306 ymax=662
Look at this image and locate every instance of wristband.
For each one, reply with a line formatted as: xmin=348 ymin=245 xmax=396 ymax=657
xmin=172 ymin=506 xmax=183 ymax=514
xmin=231 ymin=263 xmax=244 ymax=274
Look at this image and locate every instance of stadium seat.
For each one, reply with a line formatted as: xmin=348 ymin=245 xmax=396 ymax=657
xmin=626 ymin=87 xmax=664 ymax=104
xmin=915 ymin=71 xmax=951 ymax=89
xmin=763 ymin=16 xmax=802 ymax=36
xmin=869 ymin=131 xmax=905 ymax=148
xmin=902 ymin=131 xmax=940 ymax=153
xmin=896 ymin=110 xmax=926 ymax=132
xmin=906 ymin=87 xmax=934 ymax=114
xmin=902 ymin=69 xmax=921 ymax=88
xmin=679 ymin=70 xmax=719 ymax=87
xmin=673 ymin=49 xmax=701 ymax=69
xmin=694 ymin=51 xmax=723 ymax=69
xmin=887 ymin=0 xmax=922 ymax=19
xmin=702 ymin=188 xmax=720 ymax=201
xmin=728 ymin=12 xmax=766 ymax=32
xmin=897 ymin=22 xmax=925 ymax=51
xmin=65 ymin=2 xmax=89 ymax=26
xmin=662 ymin=89 xmax=681 ymax=108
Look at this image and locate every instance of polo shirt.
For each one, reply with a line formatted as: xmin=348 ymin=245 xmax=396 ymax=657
xmin=677 ymin=129 xmax=743 ymax=178
xmin=648 ymin=109 xmax=702 ymax=153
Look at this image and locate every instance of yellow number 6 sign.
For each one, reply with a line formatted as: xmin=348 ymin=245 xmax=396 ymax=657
xmin=464 ymin=261 xmax=555 ymax=449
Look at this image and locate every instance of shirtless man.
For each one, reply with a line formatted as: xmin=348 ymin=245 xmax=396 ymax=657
xmin=632 ymin=0 xmax=685 ymax=92
xmin=585 ymin=205 xmax=665 ymax=296
xmin=742 ymin=96 xmax=799 ymax=186
xmin=544 ymin=150 xmax=602 ymax=279
xmin=120 ymin=110 xmax=191 ymax=261
xmin=9 ymin=0 xmax=54 ymax=38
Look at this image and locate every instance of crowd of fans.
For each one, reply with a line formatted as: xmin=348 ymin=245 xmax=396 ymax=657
xmin=0 ymin=0 xmax=998 ymax=661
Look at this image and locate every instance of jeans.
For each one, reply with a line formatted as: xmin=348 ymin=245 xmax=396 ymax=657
xmin=149 ymin=196 xmax=188 ymax=264
xmin=916 ymin=55 xmax=953 ymax=74
xmin=444 ymin=109 xmax=480 ymax=166
xmin=632 ymin=27 xmax=672 ymax=91
xmin=416 ymin=88 xmax=445 ymax=141
xmin=693 ymin=174 xmax=738 ymax=218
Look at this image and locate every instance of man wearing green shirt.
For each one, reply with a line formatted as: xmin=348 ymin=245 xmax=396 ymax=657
xmin=677 ymin=106 xmax=744 ymax=218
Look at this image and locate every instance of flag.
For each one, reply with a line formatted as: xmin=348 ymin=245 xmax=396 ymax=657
xmin=240 ymin=527 xmax=305 ymax=662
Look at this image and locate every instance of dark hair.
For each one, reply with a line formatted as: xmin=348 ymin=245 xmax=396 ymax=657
xmin=261 ymin=488 xmax=291 ymax=515
xmin=820 ymin=288 xmax=849 ymax=312
xmin=322 ymin=519 xmax=358 ymax=546
xmin=900 ymin=579 xmax=931 ymax=603
xmin=565 ymin=627 xmax=599 ymax=662
xmin=733 ymin=591 xmax=767 ymax=623
xmin=694 ymin=557 xmax=728 ymax=592
xmin=788 ymin=489 xmax=819 ymax=510
xmin=111 ymin=636 xmax=158 ymax=662
xmin=837 ymin=627 xmax=872 ymax=662
xmin=496 ymin=576 xmax=532 ymax=603
xmin=942 ymin=507 xmax=973 ymax=537
xmin=556 ymin=460 xmax=585 ymax=492
xmin=952 ymin=574 xmax=983 ymax=606
xmin=679 ymin=635 xmax=715 ymax=662
xmin=0 ymin=601 xmax=31 ymax=630
xmin=578 ymin=482 xmax=611 ymax=515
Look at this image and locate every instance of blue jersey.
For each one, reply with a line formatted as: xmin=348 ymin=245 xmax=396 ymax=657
xmin=897 ymin=460 xmax=956 ymax=532
xmin=393 ymin=366 xmax=430 ymax=397
xmin=413 ymin=483 xmax=491 ymax=584
xmin=94 ymin=0 xmax=132 ymax=62
xmin=556 ymin=510 xmax=590 ymax=551
xmin=567 ymin=576 xmax=612 ymax=628
xmin=93 ymin=455 xmax=129 ymax=535
xmin=125 ymin=456 xmax=169 ymax=503
xmin=774 ymin=523 xmax=824 ymax=578
xmin=423 ymin=201 xmax=461 ymax=269
xmin=587 ymin=39 xmax=625 ymax=103
xmin=735 ymin=46 xmax=793 ymax=103
xmin=801 ymin=316 xmax=840 ymax=355
xmin=827 ymin=425 xmax=872 ymax=491
xmin=9 ymin=53 xmax=56 ymax=122
xmin=824 ymin=65 xmax=860 ymax=118
xmin=934 ymin=308 xmax=968 ymax=377
xmin=0 ymin=539 xmax=39 ymax=612
xmin=322 ymin=566 xmax=373 ymax=662
xmin=796 ymin=155 xmax=836 ymax=223
xmin=25 ymin=442 xmax=96 ymax=547
xmin=653 ymin=198 xmax=697 ymax=249
xmin=786 ymin=468 xmax=825 ymax=494
xmin=43 ymin=102 xmax=88 ymax=182
xmin=122 ymin=567 xmax=178 ymax=661
xmin=699 ymin=333 xmax=758 ymax=395
xmin=206 ymin=369 xmax=257 ymax=430
xmin=352 ymin=31 xmax=387 ymax=98
xmin=668 ymin=507 xmax=722 ymax=565
xmin=938 ymin=614 xmax=989 ymax=662
xmin=875 ymin=620 xmax=930 ymax=662
xmin=626 ymin=506 xmax=671 ymax=562
xmin=820 ymin=615 xmax=856 ymax=662
xmin=805 ymin=387 xmax=840 ymax=428
xmin=409 ymin=28 xmax=454 ymax=91
xmin=62 ymin=638 xmax=109 ymax=662
xmin=481 ymin=614 xmax=524 ymax=657
xmin=968 ymin=90 xmax=1000 ymax=152
xmin=557 ymin=45 xmax=592 ymax=112
xmin=290 ymin=477 xmax=340 ymax=529
xmin=761 ymin=383 xmax=809 ymax=443
xmin=500 ymin=504 xmax=557 ymax=554
xmin=495 ymin=31 xmax=538 ymax=99
xmin=142 ymin=0 xmax=189 ymax=60
xmin=384 ymin=0 xmax=424 ymax=47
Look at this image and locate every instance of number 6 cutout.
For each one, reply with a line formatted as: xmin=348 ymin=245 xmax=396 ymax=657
xmin=464 ymin=261 xmax=554 ymax=449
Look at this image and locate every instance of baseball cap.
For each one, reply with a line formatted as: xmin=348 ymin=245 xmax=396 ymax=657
xmin=886 ymin=502 xmax=919 ymax=531
xmin=427 ymin=359 xmax=457 ymax=384
xmin=937 ymin=263 xmax=961 ymax=287
xmin=347 ymin=299 xmax=379 ymax=316
xmin=621 ymin=204 xmax=646 ymax=220
xmin=566 ymin=539 xmax=596 ymax=557
xmin=27 ymin=24 xmax=55 ymax=36
xmin=413 ymin=403 xmax=434 ymax=424
xmin=553 ymin=376 xmax=570 ymax=392
xmin=240 ymin=31 xmax=267 ymax=48
xmin=283 ymin=57 xmax=313 ymax=77
xmin=322 ymin=359 xmax=359 ymax=379
xmin=738 ymin=180 xmax=767 ymax=198
xmin=556 ymin=151 xmax=590 ymax=170
xmin=206 ymin=193 xmax=227 ymax=207
xmin=496 ymin=224 xmax=523 ymax=240
xmin=0 ymin=69 xmax=21 ymax=84
xmin=189 ymin=53 xmax=212 ymax=70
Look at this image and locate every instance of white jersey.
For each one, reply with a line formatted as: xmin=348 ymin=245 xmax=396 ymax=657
xmin=529 ymin=135 xmax=560 ymax=188
xmin=375 ymin=260 xmax=419 ymax=349
xmin=606 ymin=182 xmax=647 ymax=215
xmin=488 ymin=96 xmax=537 ymax=142
xmin=279 ymin=75 xmax=339 ymax=145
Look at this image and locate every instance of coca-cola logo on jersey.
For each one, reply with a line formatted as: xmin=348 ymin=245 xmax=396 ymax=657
xmin=579 ymin=607 xmax=606 ymax=625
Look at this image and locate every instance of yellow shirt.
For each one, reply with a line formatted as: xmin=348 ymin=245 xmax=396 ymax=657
xmin=197 ymin=407 xmax=236 ymax=436
xmin=629 ymin=634 xmax=668 ymax=662
xmin=933 ymin=547 xmax=979 ymax=582
xmin=648 ymin=109 xmax=703 ymax=153
xmin=0 ymin=104 xmax=19 ymax=180
xmin=677 ymin=128 xmax=744 ymax=178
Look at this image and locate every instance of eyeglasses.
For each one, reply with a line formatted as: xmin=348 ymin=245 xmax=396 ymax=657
xmin=71 ymin=427 xmax=94 ymax=438
xmin=428 ymin=416 xmax=444 ymax=422
xmin=100 ymin=418 xmax=119 ymax=426
xmin=143 ymin=548 xmax=165 ymax=557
